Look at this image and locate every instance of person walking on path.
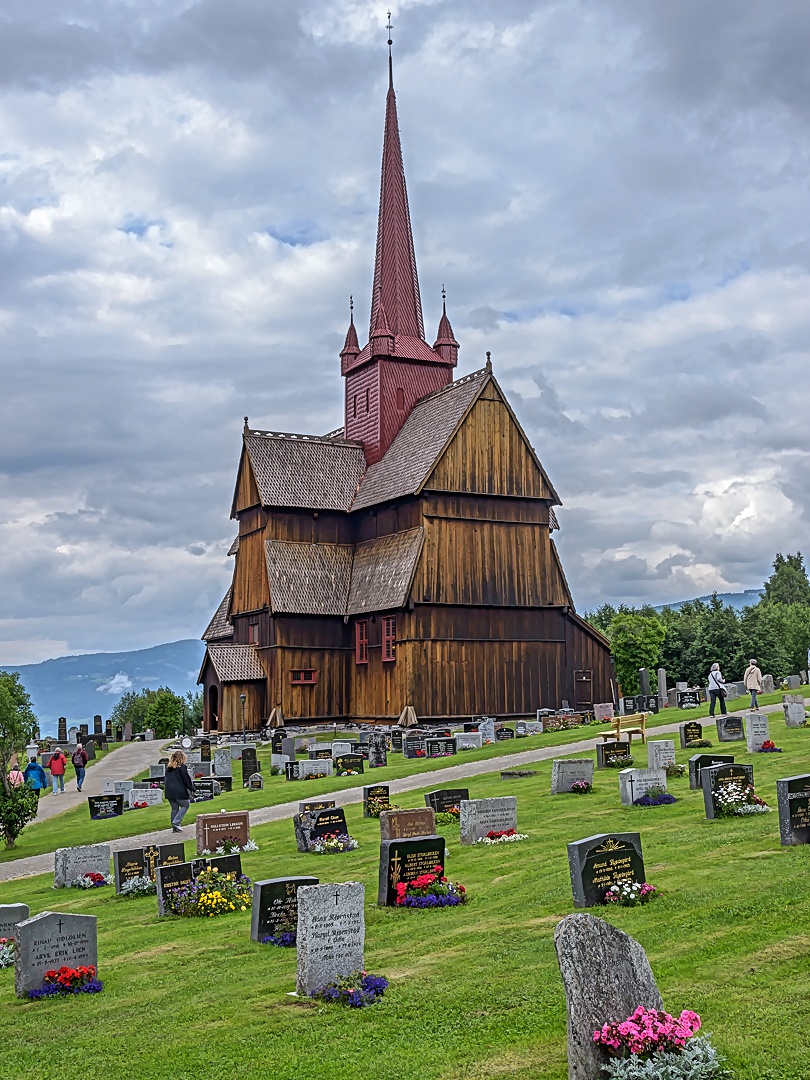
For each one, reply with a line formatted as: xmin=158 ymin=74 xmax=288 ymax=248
xmin=164 ymin=749 xmax=194 ymax=833
xmin=71 ymin=744 xmax=88 ymax=792
xmin=744 ymin=659 xmax=763 ymax=710
xmin=47 ymin=747 xmax=67 ymax=794
xmin=7 ymin=764 xmax=25 ymax=788
xmin=23 ymin=757 xmax=48 ymax=800
xmin=708 ymin=663 xmax=727 ymax=717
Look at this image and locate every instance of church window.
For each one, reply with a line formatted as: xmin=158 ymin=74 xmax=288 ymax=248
xmin=365 ymin=388 xmax=370 ymax=413
xmin=248 ymin=620 xmax=259 ymax=644
xmin=290 ymin=669 xmax=317 ymax=684
xmin=355 ymin=620 xmax=369 ymax=664
xmin=382 ymin=616 xmax=396 ymax=661
xmin=396 ymin=387 xmax=404 ymax=410
xmin=353 ymin=394 xmax=357 ymax=418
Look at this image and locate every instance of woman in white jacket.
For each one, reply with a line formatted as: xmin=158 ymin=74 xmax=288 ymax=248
xmin=744 ymin=659 xmax=763 ymax=710
xmin=708 ymin=663 xmax=727 ymax=717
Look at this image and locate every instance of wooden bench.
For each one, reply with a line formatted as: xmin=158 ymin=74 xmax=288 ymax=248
xmin=599 ymin=712 xmax=649 ymax=745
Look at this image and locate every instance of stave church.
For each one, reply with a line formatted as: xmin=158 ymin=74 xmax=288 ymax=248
xmin=198 ymin=52 xmax=612 ymax=732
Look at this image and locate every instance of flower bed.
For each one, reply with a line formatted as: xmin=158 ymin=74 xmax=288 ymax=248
xmin=0 ymin=937 xmax=15 ymax=968
xmin=571 ymin=780 xmax=592 ymax=794
xmin=311 ymin=970 xmax=388 ymax=1007
xmin=757 ymin=740 xmax=782 ymax=753
xmin=686 ymin=739 xmax=713 ymax=748
xmin=119 ymin=875 xmax=156 ymax=898
xmin=634 ymin=787 xmax=677 ymax=807
xmin=206 ymin=835 xmax=258 ymax=855
xmin=474 ymin=829 xmax=528 ymax=845
xmin=72 ymin=872 xmax=109 ymax=889
xmin=714 ymin=782 xmax=771 ymax=816
xmin=594 ymin=1006 xmax=728 ymax=1079
xmin=306 ymin=832 xmax=358 ymax=855
xmin=335 ymin=767 xmax=361 ymax=776
xmin=604 ymin=756 xmax=635 ymax=769
xmin=604 ymin=882 xmax=658 ymax=906
xmin=665 ymin=763 xmax=686 ymax=779
xmin=434 ymin=806 xmax=460 ymax=826
xmin=395 ymin=867 xmax=467 ymax=908
xmin=261 ymin=930 xmax=296 ymax=947
xmin=28 ymin=965 xmax=103 ymax=999
xmin=162 ymin=867 xmax=252 ymax=917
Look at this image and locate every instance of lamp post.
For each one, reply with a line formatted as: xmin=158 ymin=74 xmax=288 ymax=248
xmin=181 ymin=701 xmax=186 ymax=738
xmin=240 ymin=693 xmax=246 ymax=745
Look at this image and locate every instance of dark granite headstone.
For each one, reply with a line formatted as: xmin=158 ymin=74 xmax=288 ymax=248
xmin=424 ymin=737 xmax=457 ymax=758
xmin=309 ymin=747 xmax=333 ymax=760
xmin=403 ymin=736 xmax=425 ymax=759
xmin=567 ymin=833 xmax=645 ymax=908
xmin=116 ymin=725 xmax=123 ymax=742
xmin=156 ymin=861 xmax=196 ymax=916
xmin=57 ymin=717 xmax=68 ymax=743
xmin=368 ymin=732 xmax=388 ymax=768
xmin=363 ymin=784 xmax=390 ymax=817
xmin=87 ymin=794 xmax=124 ymax=820
xmin=79 ymin=723 xmax=89 ymax=738
xmin=391 ymin=730 xmax=403 ymax=752
xmin=105 ymin=719 xmax=112 ymax=738
xmin=204 ymin=853 xmax=243 ymax=878
xmin=677 ymin=690 xmax=702 ymax=709
xmin=688 ymin=753 xmax=734 ymax=790
xmin=250 ymin=876 xmax=319 ymax=941
xmin=271 ymin=729 xmax=287 ymax=754
xmin=113 ymin=848 xmax=147 ymax=892
xmin=495 ymin=727 xmax=515 ymax=740
xmin=192 ymin=780 xmax=215 ymax=802
xmin=378 ymin=834 xmax=446 ymax=906
xmin=777 ymin=774 xmax=810 ymax=846
xmin=158 ymin=842 xmax=186 ymax=867
xmin=199 ymin=739 xmax=211 ymax=762
xmin=93 ymin=714 xmax=103 ymax=735
xmin=425 ymin=788 xmax=469 ymax=813
xmin=702 ymin=763 xmax=755 ymax=820
xmin=679 ymin=721 xmax=703 ymax=748
xmin=298 ymin=799 xmax=336 ymax=814
xmin=334 ymin=754 xmax=364 ymax=775
xmin=595 ymin=741 xmax=631 ymax=768
xmin=284 ymin=761 xmax=300 ymax=781
xmin=311 ymin=807 xmax=347 ymax=838
xmin=715 ymin=715 xmax=744 ymax=742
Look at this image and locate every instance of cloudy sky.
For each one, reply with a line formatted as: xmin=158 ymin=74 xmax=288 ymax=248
xmin=1 ymin=0 xmax=809 ymax=665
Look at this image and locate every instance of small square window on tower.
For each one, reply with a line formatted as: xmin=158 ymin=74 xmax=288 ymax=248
xmin=355 ymin=620 xmax=369 ymax=664
xmin=382 ymin=616 xmax=396 ymax=662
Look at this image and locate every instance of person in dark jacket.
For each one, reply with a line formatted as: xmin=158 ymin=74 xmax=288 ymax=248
xmin=164 ymin=750 xmax=194 ymax=833
xmin=24 ymin=757 xmax=48 ymax=798
xmin=71 ymin=744 xmax=89 ymax=792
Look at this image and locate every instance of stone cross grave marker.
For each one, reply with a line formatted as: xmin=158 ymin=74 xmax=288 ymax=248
xmin=14 ymin=911 xmax=98 ymax=998
xmin=296 ymin=882 xmax=365 ymax=996
xmin=688 ymin=753 xmax=734 ymax=790
xmin=647 ymin=740 xmax=675 ymax=769
xmin=777 ymin=774 xmax=810 ymax=846
xmin=363 ymin=784 xmax=390 ymax=818
xmin=783 ymin=694 xmax=806 ymax=728
xmin=251 ymin=876 xmax=319 ymax=942
xmin=550 ymin=760 xmax=594 ymax=794
xmin=715 ymin=714 xmax=745 ymax=742
xmin=618 ymin=768 xmax=666 ymax=807
xmin=195 ymin=810 xmax=250 ymax=854
xmin=379 ymin=808 xmax=436 ymax=840
xmin=0 ymin=903 xmax=29 ymax=938
xmin=679 ymin=720 xmax=703 ymax=748
xmin=745 ymin=712 xmax=770 ymax=752
xmin=567 ymin=833 xmax=645 ymax=908
xmin=459 ymin=796 xmax=517 ymax=845
xmin=555 ymin=913 xmax=663 ymax=1080
xmin=378 ymin=834 xmax=446 ymax=906
xmin=702 ymin=763 xmax=755 ymax=820
xmin=54 ymin=845 xmax=110 ymax=888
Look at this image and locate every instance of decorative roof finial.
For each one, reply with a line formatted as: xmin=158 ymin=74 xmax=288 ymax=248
xmin=243 ymin=415 xmax=250 ymax=434
xmin=485 ymin=351 xmax=492 ymax=372
xmin=349 ymin=294 xmax=354 ymax=325
xmin=441 ymin=283 xmax=447 ymax=314
xmin=387 ymin=10 xmax=393 ymax=85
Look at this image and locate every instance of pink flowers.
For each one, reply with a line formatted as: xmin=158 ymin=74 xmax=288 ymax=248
xmin=594 ymin=1006 xmax=702 ymax=1056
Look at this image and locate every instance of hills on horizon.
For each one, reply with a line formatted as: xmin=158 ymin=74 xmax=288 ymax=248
xmin=653 ymin=589 xmax=764 ymax=613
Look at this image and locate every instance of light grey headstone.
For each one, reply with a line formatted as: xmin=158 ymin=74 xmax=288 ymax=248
xmin=148 ymin=765 xmax=165 ymax=779
xmin=554 ymin=913 xmax=663 ymax=1080
xmin=15 ymin=911 xmax=98 ymax=998
xmin=593 ymin=703 xmax=614 ymax=722
xmin=667 ymin=688 xmax=678 ymax=708
xmin=675 ymin=682 xmax=687 ymax=692
xmin=478 ymin=718 xmax=496 ymax=742
xmin=214 ymin=747 xmax=233 ymax=777
xmin=459 ymin=797 xmax=517 ymax=845
xmin=102 ymin=778 xmax=115 ymax=794
xmin=0 ymin=903 xmax=29 ymax=938
xmin=646 ymin=740 xmax=675 ymax=769
xmin=185 ymin=749 xmax=202 ymax=764
xmin=331 ymin=741 xmax=353 ymax=757
xmin=783 ymin=695 xmax=806 ymax=727
xmin=128 ymin=787 xmax=163 ymax=808
xmin=657 ymin=667 xmax=667 ymax=707
xmin=745 ymin=712 xmax=770 ymax=752
xmin=785 ymin=675 xmax=801 ymax=690
xmin=550 ymin=759 xmax=594 ymax=794
xmin=762 ymin=674 xmax=775 ymax=694
xmin=53 ymin=844 xmax=111 ymax=889
xmin=725 ymin=683 xmax=740 ymax=700
xmin=619 ymin=768 xmax=666 ymax=806
xmin=68 ymin=726 xmax=79 ymax=742
xmin=114 ymin=780 xmax=134 ymax=796
xmin=298 ymin=759 xmax=334 ymax=779
xmin=271 ymin=753 xmax=290 ymax=769
xmin=248 ymin=772 xmax=264 ymax=790
xmin=296 ymin=882 xmax=365 ymax=996
xmin=231 ymin=742 xmax=257 ymax=759
xmin=454 ymin=731 xmax=483 ymax=750
xmin=801 ymin=671 xmax=809 ymax=686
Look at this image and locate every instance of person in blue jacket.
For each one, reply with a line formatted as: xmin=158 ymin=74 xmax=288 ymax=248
xmin=23 ymin=756 xmax=48 ymax=800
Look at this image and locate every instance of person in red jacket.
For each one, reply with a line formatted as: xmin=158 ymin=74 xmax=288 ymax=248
xmin=47 ymin=747 xmax=67 ymax=795
xmin=71 ymin=744 xmax=89 ymax=792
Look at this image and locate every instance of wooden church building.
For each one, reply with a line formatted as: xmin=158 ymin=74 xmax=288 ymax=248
xmin=198 ymin=56 xmax=612 ymax=732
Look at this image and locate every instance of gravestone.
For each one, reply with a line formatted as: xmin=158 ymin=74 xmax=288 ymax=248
xmin=309 ymin=747 xmax=334 ymax=760
xmin=298 ymin=759 xmax=334 ymax=780
xmin=567 ymin=833 xmax=645 ymax=908
xmin=293 ymin=812 xmax=318 ymax=853
xmin=595 ymin=741 xmax=630 ymax=769
xmin=367 ymin=732 xmax=388 ymax=768
xmin=786 ymin=675 xmax=801 ymax=690
xmin=296 ymin=882 xmax=365 ymax=996
xmin=424 ymin=737 xmax=457 ymax=758
xmin=79 ymin=723 xmax=89 ymax=739
xmin=14 ymin=912 xmax=98 ymax=998
xmin=191 ymin=780 xmax=216 ymax=802
xmin=391 ymin=730 xmax=403 ymax=752
xmin=214 ymin=747 xmax=233 ymax=777
xmin=195 ymin=810 xmax=250 ymax=854
xmin=620 ymin=696 xmax=637 ymax=715
xmin=677 ymin=690 xmax=702 ymax=709
xmin=554 ymin=913 xmax=663 ymax=1080
xmin=477 ymin=717 xmax=496 ymax=742
xmin=248 ymin=773 xmax=264 ymax=790
xmin=378 ymin=835 xmax=446 ymax=905
xmin=271 ymin=753 xmax=289 ymax=770
xmin=285 ymin=761 xmax=301 ymax=781
xmin=762 ymin=674 xmax=775 ymax=693
xmin=550 ymin=760 xmax=595 ymax=794
xmin=87 ymin=795 xmax=124 ymax=820
xmin=124 ymin=722 xmax=132 ymax=741
xmin=334 ymin=754 xmax=364 ymax=775
xmin=425 ymin=788 xmax=469 ymax=813
xmin=379 ymin=807 xmax=436 ymax=840
xmin=199 ymin=853 xmax=243 ymax=879
xmin=127 ymin=788 xmax=163 ymax=809
xmin=688 ymin=753 xmax=734 ymax=790
xmin=679 ymin=720 xmax=703 ymax=748
xmin=57 ymin=717 xmax=68 ymax=743
xmin=777 ymin=774 xmax=810 ymax=846
xmin=647 ymin=740 xmax=676 ymax=769
xmin=716 ymin=714 xmax=744 ymax=742
xmin=657 ymin=667 xmax=667 ymax=707
xmin=783 ymin=694 xmax=806 ymax=727
xmin=0 ymin=903 xmax=29 ymax=938
xmin=363 ymin=784 xmax=390 ymax=818
xmin=68 ymin=726 xmax=79 ymax=743
xmin=310 ymin=807 xmax=347 ymax=838
xmin=725 ymin=683 xmax=740 ymax=700
xmin=82 ymin=737 xmax=96 ymax=759
xmin=102 ymin=778 xmax=115 ymax=794
xmin=54 ymin=844 xmax=111 ymax=888
xmin=402 ymin=736 xmax=424 ymax=759
xmin=745 ymin=712 xmax=770 ymax=752
xmin=241 ymin=748 xmax=259 ymax=786
xmin=331 ymin=740 xmax=353 ymax=757
xmin=105 ymin=719 xmax=112 ymax=738
xmin=593 ymin=704 xmax=615 ymax=722
xmin=199 ymin=739 xmax=211 ymax=762
xmin=676 ymin=682 xmax=687 ymax=692
xmin=702 ymin=763 xmax=755 ymax=820
xmin=667 ymin=688 xmax=678 ymax=708
xmin=113 ymin=848 xmax=147 ymax=892
xmin=93 ymin=714 xmax=102 ymax=735
xmin=455 ymin=731 xmax=483 ymax=749
xmin=114 ymin=780 xmax=134 ymax=799
xmin=638 ymin=668 xmax=651 ymax=696
xmin=299 ymin=799 xmax=336 ymax=814
xmin=250 ymin=876 xmax=319 ymax=942
xmin=270 ymin=729 xmax=287 ymax=754
xmin=459 ymin=796 xmax=517 ymax=844
xmin=495 ymin=727 xmax=515 ymax=741
xmin=149 ymin=764 xmax=166 ymax=779
xmin=618 ymin=768 xmax=667 ymax=807
xmin=156 ymin=861 xmax=196 ymax=916
xmin=116 ymin=725 xmax=123 ymax=742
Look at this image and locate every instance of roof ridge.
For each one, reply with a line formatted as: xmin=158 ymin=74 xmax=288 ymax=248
xmin=246 ymin=428 xmax=361 ymax=446
xmin=411 ymin=365 xmax=488 ymax=407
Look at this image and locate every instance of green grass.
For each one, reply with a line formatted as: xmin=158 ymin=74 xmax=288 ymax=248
xmin=0 ymin=716 xmax=809 ymax=1079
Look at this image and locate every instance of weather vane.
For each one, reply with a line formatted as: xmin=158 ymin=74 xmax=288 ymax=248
xmin=387 ymin=10 xmax=393 ymax=54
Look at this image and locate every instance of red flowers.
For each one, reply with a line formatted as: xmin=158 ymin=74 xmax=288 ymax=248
xmin=486 ymin=829 xmax=516 ymax=840
xmin=43 ymin=965 xmax=97 ymax=990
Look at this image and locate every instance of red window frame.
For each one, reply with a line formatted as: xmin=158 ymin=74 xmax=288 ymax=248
xmin=289 ymin=669 xmax=317 ymax=684
xmin=355 ymin=620 xmax=369 ymax=664
xmin=382 ymin=616 xmax=396 ymax=662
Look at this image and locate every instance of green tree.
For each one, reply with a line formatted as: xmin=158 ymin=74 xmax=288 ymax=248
xmin=585 ymin=603 xmax=617 ymax=635
xmin=607 ymin=610 xmax=666 ymax=695
xmin=145 ymin=689 xmax=184 ymax=739
xmin=763 ymin=552 xmax=810 ymax=606
xmin=734 ymin=603 xmax=793 ymax=680
xmin=109 ymin=690 xmax=151 ymax=734
xmin=0 ymin=673 xmax=40 ymax=848
xmin=185 ymin=689 xmax=203 ymax=729
xmin=687 ymin=593 xmax=741 ymax=684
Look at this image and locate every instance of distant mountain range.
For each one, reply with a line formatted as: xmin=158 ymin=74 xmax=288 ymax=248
xmin=654 ymin=590 xmax=763 ymax=613
xmin=0 ymin=639 xmax=205 ymax=735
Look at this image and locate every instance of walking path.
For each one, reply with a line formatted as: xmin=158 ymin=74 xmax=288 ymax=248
xmin=3 ymin=700 xmax=800 ymax=885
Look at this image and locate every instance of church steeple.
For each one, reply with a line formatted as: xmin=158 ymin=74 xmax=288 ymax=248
xmin=339 ymin=296 xmax=360 ymax=371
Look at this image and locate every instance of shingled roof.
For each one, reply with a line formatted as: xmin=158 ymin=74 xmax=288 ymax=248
xmin=242 ymin=432 xmax=366 ymax=513
xmin=351 ymin=368 xmax=488 ymax=510
xmin=266 ymin=540 xmax=353 ymax=616
xmin=347 ymin=527 xmax=424 ymax=614
xmin=202 ymin=589 xmax=233 ymax=642
xmin=202 ymin=644 xmax=265 ymax=683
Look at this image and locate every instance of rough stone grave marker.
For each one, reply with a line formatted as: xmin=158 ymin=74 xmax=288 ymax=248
xmin=551 ymin=760 xmax=594 ymax=794
xmin=715 ymin=714 xmax=745 ymax=742
xmin=213 ymin=747 xmax=233 ymax=777
xmin=618 ymin=768 xmax=666 ymax=807
xmin=777 ymin=774 xmax=810 ymax=846
xmin=379 ymin=807 xmax=436 ymax=840
xmin=679 ymin=720 xmax=703 ymax=748
xmin=367 ymin=732 xmax=388 ymax=768
xmin=702 ymin=763 xmax=755 ymax=820
xmin=378 ymin=834 xmax=446 ymax=905
xmin=0 ymin=903 xmax=29 ymax=938
xmin=567 ymin=833 xmax=645 ymax=908
xmin=647 ymin=740 xmax=676 ymax=769
xmin=296 ymin=882 xmax=365 ymax=996
xmin=459 ymin=796 xmax=517 ymax=844
xmin=593 ymin=703 xmax=615 ymax=722
xmin=54 ymin=844 xmax=110 ymax=888
xmin=762 ymin=674 xmax=775 ymax=693
xmin=250 ymin=876 xmax=319 ymax=942
xmin=14 ymin=912 xmax=98 ymax=998
xmin=745 ymin=712 xmax=770 ymax=752
xmin=363 ymin=784 xmax=390 ymax=817
xmin=783 ymin=694 xmax=806 ymax=728
xmin=196 ymin=810 xmax=250 ymax=854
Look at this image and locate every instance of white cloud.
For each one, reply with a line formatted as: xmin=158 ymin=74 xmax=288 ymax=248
xmin=96 ymin=672 xmax=133 ymax=695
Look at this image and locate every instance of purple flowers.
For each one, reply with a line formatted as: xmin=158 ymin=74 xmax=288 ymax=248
xmin=397 ymin=894 xmax=463 ymax=907
xmin=261 ymin=931 xmax=296 ymax=947
xmin=311 ymin=971 xmax=388 ymax=1007
xmin=28 ymin=979 xmax=103 ymax=999
xmin=634 ymin=792 xmax=677 ymax=807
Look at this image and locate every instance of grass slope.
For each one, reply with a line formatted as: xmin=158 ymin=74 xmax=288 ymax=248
xmin=0 ymin=716 xmax=809 ymax=1079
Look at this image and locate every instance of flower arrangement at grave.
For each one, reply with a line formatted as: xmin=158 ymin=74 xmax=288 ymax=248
xmin=458 ymin=741 xmax=478 ymax=751
xmin=633 ymin=787 xmax=677 ymax=808
xmin=594 ymin=1006 xmax=729 ymax=1079
xmin=310 ymin=970 xmax=388 ymax=1007
xmin=130 ymin=800 xmax=149 ymax=810
xmin=163 ymin=867 xmax=252 ymax=918
xmin=604 ymin=882 xmax=658 ymax=906
xmin=209 ymin=834 xmax=259 ymax=855
xmin=605 ymin=755 xmax=635 ymax=769
xmin=571 ymin=780 xmax=593 ymax=795
xmin=394 ymin=866 xmax=468 ymax=908
xmin=304 ymin=771 xmax=328 ymax=780
xmin=305 ymin=831 xmax=358 ymax=854
xmin=366 ymin=797 xmax=400 ymax=818
xmin=434 ymin=805 xmax=461 ymax=826
xmin=261 ymin=925 xmax=296 ymax=947
xmin=27 ymin=965 xmax=103 ymax=999
xmin=474 ymin=828 xmax=528 ymax=845
xmin=414 ymin=747 xmax=427 ymax=756
xmin=714 ymin=782 xmax=771 ymax=816
xmin=120 ymin=875 xmax=157 ymax=898
xmin=270 ymin=765 xmax=281 ymax=775
xmin=757 ymin=740 xmax=782 ymax=753
xmin=0 ymin=936 xmax=15 ymax=968
xmin=71 ymin=871 xmax=110 ymax=889
xmin=664 ymin=763 xmax=686 ymax=779
xmin=686 ymin=739 xmax=713 ymax=748
xmin=335 ymin=766 xmax=361 ymax=776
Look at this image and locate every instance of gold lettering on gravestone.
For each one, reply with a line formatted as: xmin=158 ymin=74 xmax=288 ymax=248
xmin=143 ymin=846 xmax=160 ymax=880
xmin=389 ymin=853 xmax=402 ymax=889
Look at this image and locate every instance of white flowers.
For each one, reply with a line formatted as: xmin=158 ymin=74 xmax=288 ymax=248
xmin=474 ymin=832 xmax=528 ymax=845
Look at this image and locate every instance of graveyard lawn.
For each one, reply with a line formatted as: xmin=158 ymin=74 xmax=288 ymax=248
xmin=1 ymin=726 xmax=810 ymax=1078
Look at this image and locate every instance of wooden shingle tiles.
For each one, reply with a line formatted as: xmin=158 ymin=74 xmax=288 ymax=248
xmin=243 ymin=433 xmax=365 ymax=513
xmin=202 ymin=589 xmax=233 ymax=642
